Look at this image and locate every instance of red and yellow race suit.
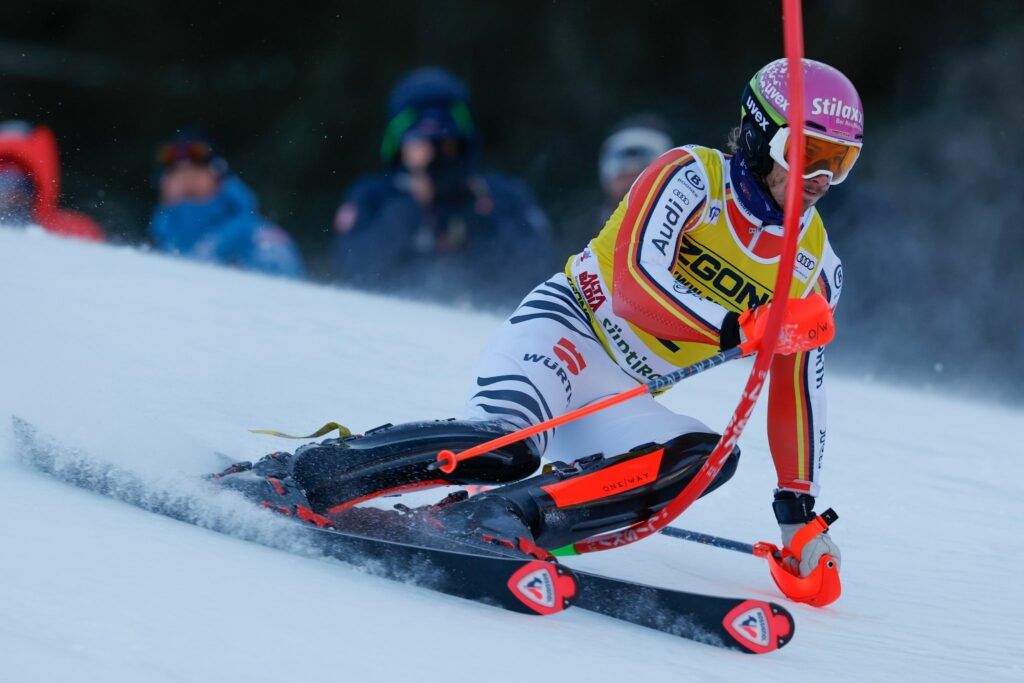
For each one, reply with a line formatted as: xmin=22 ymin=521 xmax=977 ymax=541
xmin=566 ymin=145 xmax=842 ymax=496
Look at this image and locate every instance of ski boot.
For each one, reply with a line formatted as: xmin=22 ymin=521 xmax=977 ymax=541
xmin=390 ymin=489 xmax=553 ymax=560
xmin=433 ymin=431 xmax=741 ymax=552
xmin=212 ymin=452 xmax=334 ymax=528
xmin=288 ymin=418 xmax=540 ymax=514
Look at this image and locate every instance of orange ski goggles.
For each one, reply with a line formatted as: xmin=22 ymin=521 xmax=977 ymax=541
xmin=768 ymin=128 xmax=862 ymax=185
xmin=156 ymin=140 xmax=214 ymax=168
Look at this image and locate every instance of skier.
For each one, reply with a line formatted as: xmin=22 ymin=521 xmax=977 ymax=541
xmin=220 ymin=59 xmax=861 ymax=585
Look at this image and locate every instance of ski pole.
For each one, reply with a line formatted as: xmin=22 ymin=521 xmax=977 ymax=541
xmin=660 ymin=526 xmax=759 ymax=555
xmin=429 ymin=346 xmax=745 ymax=474
xmin=660 ymin=512 xmax=843 ymax=608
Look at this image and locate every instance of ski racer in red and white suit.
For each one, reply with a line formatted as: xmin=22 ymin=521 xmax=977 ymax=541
xmin=463 ymin=59 xmax=863 ymax=576
xmin=215 ymin=60 xmax=862 ymax=589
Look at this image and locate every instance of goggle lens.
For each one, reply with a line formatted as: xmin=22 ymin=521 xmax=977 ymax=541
xmin=157 ymin=141 xmax=213 ymax=167
xmin=770 ymin=129 xmax=862 ymax=185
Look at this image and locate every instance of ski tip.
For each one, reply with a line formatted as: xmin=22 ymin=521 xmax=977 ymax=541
xmin=722 ymin=600 xmax=795 ymax=654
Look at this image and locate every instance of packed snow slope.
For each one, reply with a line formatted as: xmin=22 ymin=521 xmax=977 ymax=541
xmin=1 ymin=228 xmax=1021 ymax=682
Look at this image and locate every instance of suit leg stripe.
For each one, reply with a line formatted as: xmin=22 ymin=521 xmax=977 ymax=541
xmin=509 ymin=312 xmax=598 ymax=343
xmin=477 ymin=374 xmax=530 ymax=387
xmin=543 ymin=281 xmax=586 ymax=310
xmin=520 ymin=373 xmax=554 ymax=421
xmin=471 ymin=389 xmax=546 ymax=427
xmin=526 ymin=285 xmax=591 ymax=325
xmin=801 ymin=352 xmax=815 ymax=483
xmin=475 ymin=374 xmax=554 ymax=422
xmin=534 ymin=288 xmax=591 ymax=325
xmin=520 ymin=299 xmax=589 ymax=327
xmin=471 ymin=404 xmax=548 ymax=449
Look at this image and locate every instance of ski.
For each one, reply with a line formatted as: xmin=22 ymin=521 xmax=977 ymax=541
xmin=13 ymin=417 xmax=795 ymax=652
xmin=11 ymin=418 xmax=576 ymax=616
xmin=572 ymin=570 xmax=794 ymax=654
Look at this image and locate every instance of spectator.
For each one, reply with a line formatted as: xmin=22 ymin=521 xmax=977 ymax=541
xmin=150 ymin=131 xmax=304 ymax=278
xmin=560 ymin=115 xmax=673 ymax=246
xmin=0 ymin=121 xmax=105 ymax=241
xmin=598 ymin=115 xmax=674 ymax=212
xmin=331 ymin=67 xmax=554 ymax=308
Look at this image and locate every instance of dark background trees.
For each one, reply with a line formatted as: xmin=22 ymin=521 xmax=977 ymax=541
xmin=3 ymin=0 xmax=1022 ymax=400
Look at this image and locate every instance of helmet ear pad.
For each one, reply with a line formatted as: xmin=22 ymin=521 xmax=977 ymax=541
xmin=739 ymin=116 xmax=776 ymax=177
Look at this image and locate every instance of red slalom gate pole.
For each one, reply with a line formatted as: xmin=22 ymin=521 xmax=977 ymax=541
xmin=566 ymin=0 xmax=808 ymax=555
xmin=432 ymin=0 xmax=808 ymax=556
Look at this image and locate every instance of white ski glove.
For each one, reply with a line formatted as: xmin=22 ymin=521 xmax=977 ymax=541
xmin=773 ymin=491 xmax=841 ymax=577
xmin=779 ymin=522 xmax=841 ymax=577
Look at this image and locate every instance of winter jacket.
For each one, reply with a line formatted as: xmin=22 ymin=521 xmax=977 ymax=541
xmin=150 ymin=175 xmax=304 ymax=278
xmin=0 ymin=125 xmax=104 ymax=241
xmin=331 ymin=171 xmax=555 ymax=308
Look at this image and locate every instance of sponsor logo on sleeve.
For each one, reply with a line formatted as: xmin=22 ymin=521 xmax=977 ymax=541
xmin=649 ymin=194 xmax=689 ymax=257
xmin=673 ymin=168 xmax=705 ymax=200
xmin=793 ymin=248 xmax=817 ymax=282
xmin=706 ymin=200 xmax=723 ymax=221
xmin=684 ymin=168 xmax=705 ymax=192
xmin=578 ymin=271 xmax=606 ymax=311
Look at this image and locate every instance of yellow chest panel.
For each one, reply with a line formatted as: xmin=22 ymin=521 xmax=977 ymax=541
xmin=575 ymin=146 xmax=828 ymax=374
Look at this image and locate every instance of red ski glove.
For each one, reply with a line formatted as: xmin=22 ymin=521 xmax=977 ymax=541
xmin=736 ymin=293 xmax=835 ymax=356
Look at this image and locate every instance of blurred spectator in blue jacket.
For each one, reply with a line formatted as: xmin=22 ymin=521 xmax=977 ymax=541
xmin=331 ymin=67 xmax=554 ymax=307
xmin=150 ymin=131 xmax=304 ymax=278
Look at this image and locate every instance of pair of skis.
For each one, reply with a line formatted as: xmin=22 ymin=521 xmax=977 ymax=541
xmin=12 ymin=418 xmax=794 ymax=654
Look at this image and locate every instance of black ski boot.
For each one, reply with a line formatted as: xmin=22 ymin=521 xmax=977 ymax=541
xmin=289 ymin=419 xmax=540 ymax=513
xmin=434 ymin=432 xmax=742 ymax=551
xmin=418 ymin=490 xmax=553 ymax=559
xmin=212 ymin=452 xmax=334 ymax=528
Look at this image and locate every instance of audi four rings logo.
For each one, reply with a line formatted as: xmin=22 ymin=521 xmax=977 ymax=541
xmin=796 ymin=253 xmax=816 ymax=269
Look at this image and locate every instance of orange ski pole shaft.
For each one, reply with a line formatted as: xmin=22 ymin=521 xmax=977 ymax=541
xmin=430 ymin=346 xmax=744 ymax=474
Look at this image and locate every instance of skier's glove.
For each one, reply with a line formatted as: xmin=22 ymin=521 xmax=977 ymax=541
xmin=720 ymin=293 xmax=835 ymax=356
xmin=773 ymin=491 xmax=842 ymax=578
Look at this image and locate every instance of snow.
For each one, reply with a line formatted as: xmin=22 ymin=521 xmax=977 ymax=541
xmin=1 ymin=227 xmax=1021 ymax=682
